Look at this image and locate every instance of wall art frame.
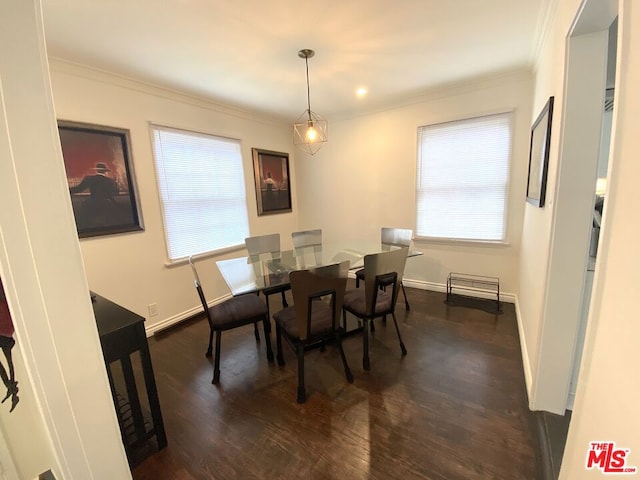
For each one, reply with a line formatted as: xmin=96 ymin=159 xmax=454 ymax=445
xmin=251 ymin=148 xmax=292 ymax=216
xmin=526 ymin=96 xmax=554 ymax=207
xmin=58 ymin=120 xmax=144 ymax=238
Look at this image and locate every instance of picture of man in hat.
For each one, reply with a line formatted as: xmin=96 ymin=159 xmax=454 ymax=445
xmin=69 ymin=162 xmax=119 ymax=227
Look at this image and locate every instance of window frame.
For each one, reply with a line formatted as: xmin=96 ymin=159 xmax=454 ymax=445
xmin=150 ymin=124 xmax=251 ymax=263
xmin=414 ymin=111 xmax=513 ymax=245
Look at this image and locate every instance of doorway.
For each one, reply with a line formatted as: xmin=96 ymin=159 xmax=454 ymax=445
xmin=537 ymin=1 xmax=619 ymax=478
xmin=567 ymin=17 xmax=617 ymax=410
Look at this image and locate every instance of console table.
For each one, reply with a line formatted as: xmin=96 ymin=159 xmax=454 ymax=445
xmin=92 ymin=292 xmax=167 ymax=465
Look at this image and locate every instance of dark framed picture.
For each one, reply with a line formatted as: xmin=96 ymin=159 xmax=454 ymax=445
xmin=251 ymin=148 xmax=292 ymax=216
xmin=526 ymin=96 xmax=554 ymax=207
xmin=58 ymin=120 xmax=143 ymax=238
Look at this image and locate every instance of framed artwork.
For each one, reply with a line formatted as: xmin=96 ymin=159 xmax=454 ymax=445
xmin=58 ymin=120 xmax=143 ymax=238
xmin=251 ymin=148 xmax=292 ymax=216
xmin=526 ymin=96 xmax=554 ymax=207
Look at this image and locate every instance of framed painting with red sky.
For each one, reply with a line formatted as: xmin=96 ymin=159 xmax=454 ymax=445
xmin=58 ymin=120 xmax=143 ymax=238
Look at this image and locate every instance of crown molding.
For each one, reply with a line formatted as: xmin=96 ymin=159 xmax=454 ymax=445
xmin=48 ymin=57 xmax=289 ymax=127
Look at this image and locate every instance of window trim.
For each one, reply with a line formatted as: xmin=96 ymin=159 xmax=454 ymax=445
xmin=149 ymin=123 xmax=251 ymax=264
xmin=414 ymin=111 xmax=513 ymax=245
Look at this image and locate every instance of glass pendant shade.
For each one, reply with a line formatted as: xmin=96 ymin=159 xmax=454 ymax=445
xmin=293 ymin=109 xmax=328 ymax=155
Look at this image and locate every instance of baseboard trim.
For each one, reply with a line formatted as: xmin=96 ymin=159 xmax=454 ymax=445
xmin=514 ymin=297 xmax=533 ymax=404
xmin=144 ymin=294 xmax=233 ymax=337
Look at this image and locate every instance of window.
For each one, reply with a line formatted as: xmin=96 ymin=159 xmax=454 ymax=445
xmin=415 ymin=112 xmax=512 ymax=242
xmin=151 ymin=125 xmax=250 ymax=261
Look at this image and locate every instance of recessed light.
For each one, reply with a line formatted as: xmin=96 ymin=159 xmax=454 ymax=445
xmin=356 ymin=87 xmax=368 ymax=97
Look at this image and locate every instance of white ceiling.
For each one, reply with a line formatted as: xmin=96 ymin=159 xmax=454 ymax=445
xmin=41 ymin=0 xmax=551 ymax=121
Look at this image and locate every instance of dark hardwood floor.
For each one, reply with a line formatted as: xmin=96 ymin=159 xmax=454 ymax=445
xmin=132 ymin=286 xmax=542 ymax=480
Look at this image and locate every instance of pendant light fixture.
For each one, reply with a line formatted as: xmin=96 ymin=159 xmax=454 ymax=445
xmin=293 ymin=49 xmax=328 ymax=155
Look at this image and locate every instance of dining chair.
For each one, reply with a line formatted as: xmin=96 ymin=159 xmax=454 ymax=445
xmin=291 ymin=229 xmax=322 ymax=270
xmin=343 ymin=247 xmax=409 ymax=371
xmin=273 ymin=260 xmax=352 ymax=403
xmin=189 ymin=256 xmax=273 ymax=384
xmin=245 ymin=233 xmax=290 ymax=319
xmin=355 ymin=227 xmax=412 ymax=311
xmin=291 ymin=228 xmax=322 ymax=248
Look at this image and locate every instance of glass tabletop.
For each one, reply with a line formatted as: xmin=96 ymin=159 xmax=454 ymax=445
xmin=216 ymin=241 xmax=420 ymax=296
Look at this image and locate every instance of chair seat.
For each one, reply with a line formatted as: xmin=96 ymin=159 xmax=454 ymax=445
xmin=273 ymin=301 xmax=333 ymax=339
xmin=209 ymin=295 xmax=267 ymax=331
xmin=343 ymin=288 xmax=393 ymax=316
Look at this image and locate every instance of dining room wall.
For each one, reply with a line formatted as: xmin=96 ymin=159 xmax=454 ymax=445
xmin=49 ymin=59 xmax=299 ymax=333
xmin=294 ymin=70 xmax=533 ymax=298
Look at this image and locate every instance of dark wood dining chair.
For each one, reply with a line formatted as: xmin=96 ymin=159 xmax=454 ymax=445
xmin=273 ymin=260 xmax=352 ymax=403
xmin=189 ymin=256 xmax=273 ymax=384
xmin=355 ymin=227 xmax=412 ymax=311
xmin=245 ymin=233 xmax=289 ymax=320
xmin=343 ymin=247 xmax=409 ymax=371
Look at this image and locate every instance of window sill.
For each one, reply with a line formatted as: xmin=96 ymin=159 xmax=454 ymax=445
xmin=413 ymin=236 xmax=511 ymax=248
xmin=163 ymin=243 xmax=246 ymax=268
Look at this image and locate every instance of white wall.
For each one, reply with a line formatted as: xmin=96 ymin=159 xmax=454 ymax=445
xmin=49 ymin=60 xmax=300 ymax=333
xmin=0 ymin=1 xmax=130 ymax=478
xmin=518 ymin=0 xmax=617 ymax=414
xmin=295 ymin=71 xmax=533 ymax=298
xmin=561 ymin=0 xmax=640 ymax=476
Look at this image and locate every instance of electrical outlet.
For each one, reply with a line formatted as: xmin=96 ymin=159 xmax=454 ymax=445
xmin=147 ymin=303 xmax=159 ymax=317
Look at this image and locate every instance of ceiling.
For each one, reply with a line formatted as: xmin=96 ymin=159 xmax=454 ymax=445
xmin=41 ymin=0 xmax=551 ymax=121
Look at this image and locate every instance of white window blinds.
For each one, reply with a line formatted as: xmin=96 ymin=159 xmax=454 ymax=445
xmin=415 ymin=112 xmax=512 ymax=242
xmin=151 ymin=125 xmax=250 ymax=261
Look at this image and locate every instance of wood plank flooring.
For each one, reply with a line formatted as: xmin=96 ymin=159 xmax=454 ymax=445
xmin=132 ymin=286 xmax=541 ymax=480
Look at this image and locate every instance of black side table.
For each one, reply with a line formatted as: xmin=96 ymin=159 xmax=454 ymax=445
xmin=92 ymin=292 xmax=167 ymax=464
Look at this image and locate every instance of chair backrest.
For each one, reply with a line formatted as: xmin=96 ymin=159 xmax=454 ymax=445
xmin=188 ymin=256 xmax=213 ymax=325
xmin=362 ymin=247 xmax=409 ymax=316
xmin=381 ymin=227 xmax=413 ymax=248
xmin=288 ymin=260 xmax=349 ymax=340
xmin=291 ymin=229 xmax=322 ymax=248
xmin=245 ymin=233 xmax=280 ymax=259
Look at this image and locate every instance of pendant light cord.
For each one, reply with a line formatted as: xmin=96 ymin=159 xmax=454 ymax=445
xmin=305 ymin=56 xmax=312 ymax=120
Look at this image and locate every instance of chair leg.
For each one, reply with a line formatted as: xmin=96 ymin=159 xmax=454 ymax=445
xmin=205 ymin=325 xmax=213 ymax=357
xmin=212 ymin=331 xmax=222 ymax=384
xmin=264 ymin=295 xmax=272 ymax=334
xmin=263 ymin=317 xmax=274 ymax=362
xmin=362 ymin=319 xmax=370 ymax=371
xmin=253 ymin=292 xmax=260 ymax=342
xmin=281 ymin=290 xmax=288 ymax=308
xmin=390 ymin=313 xmax=407 ymax=356
xmin=401 ymin=282 xmax=410 ymax=310
xmin=275 ymin=323 xmax=285 ymax=366
xmin=296 ymin=346 xmax=306 ymax=403
xmin=336 ymin=328 xmax=353 ymax=383
xmin=342 ymin=309 xmax=348 ymax=331
xmin=370 ymin=319 xmax=376 ymax=332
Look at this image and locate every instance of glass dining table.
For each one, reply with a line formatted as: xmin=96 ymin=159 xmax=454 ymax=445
xmin=215 ymin=241 xmax=421 ymax=296
xmin=216 ymin=241 xmax=421 ymax=334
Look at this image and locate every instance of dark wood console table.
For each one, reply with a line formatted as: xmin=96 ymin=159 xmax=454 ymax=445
xmin=92 ymin=292 xmax=167 ymax=465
